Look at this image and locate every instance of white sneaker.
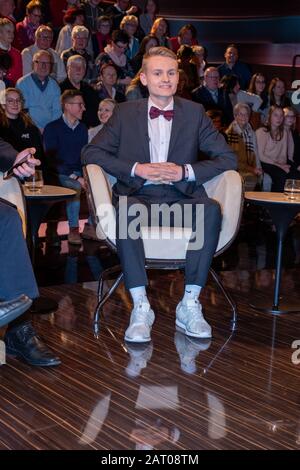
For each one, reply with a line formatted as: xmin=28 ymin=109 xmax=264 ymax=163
xmin=174 ymin=331 xmax=211 ymax=374
xmin=125 ymin=301 xmax=155 ymax=343
xmin=176 ymin=298 xmax=212 ymax=338
xmin=125 ymin=342 xmax=153 ymax=377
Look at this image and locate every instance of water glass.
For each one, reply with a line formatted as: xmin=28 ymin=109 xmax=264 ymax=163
xmin=284 ymin=179 xmax=300 ymax=200
xmin=24 ymin=169 xmax=44 ymax=192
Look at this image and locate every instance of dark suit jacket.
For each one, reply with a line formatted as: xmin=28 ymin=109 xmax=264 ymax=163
xmin=81 ymin=96 xmax=237 ymax=198
xmin=191 ymin=85 xmax=233 ymax=125
xmin=0 ymin=138 xmax=17 ymax=172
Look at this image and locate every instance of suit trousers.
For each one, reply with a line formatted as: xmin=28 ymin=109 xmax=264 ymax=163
xmin=0 ymin=199 xmax=39 ymax=301
xmin=113 ymin=184 xmax=222 ymax=290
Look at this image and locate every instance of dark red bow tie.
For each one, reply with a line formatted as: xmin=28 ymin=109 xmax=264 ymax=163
xmin=149 ymin=106 xmax=174 ymax=121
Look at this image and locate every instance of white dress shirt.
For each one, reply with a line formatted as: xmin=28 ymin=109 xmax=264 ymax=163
xmin=131 ymin=97 xmax=195 ymax=183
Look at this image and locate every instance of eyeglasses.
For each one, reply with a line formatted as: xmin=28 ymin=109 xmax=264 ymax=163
xmin=68 ymin=102 xmax=85 ymax=107
xmin=6 ymin=98 xmax=22 ymax=105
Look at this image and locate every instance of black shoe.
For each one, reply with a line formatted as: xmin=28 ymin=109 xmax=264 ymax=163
xmin=4 ymin=321 xmax=61 ymax=367
xmin=0 ymin=295 xmax=32 ymax=328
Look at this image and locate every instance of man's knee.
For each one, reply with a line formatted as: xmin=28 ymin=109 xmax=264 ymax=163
xmin=205 ymin=198 xmax=222 ymax=222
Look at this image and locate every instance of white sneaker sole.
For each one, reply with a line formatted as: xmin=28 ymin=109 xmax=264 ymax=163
xmin=175 ymin=319 xmax=212 ymax=339
xmin=124 ymin=333 xmax=151 ymax=343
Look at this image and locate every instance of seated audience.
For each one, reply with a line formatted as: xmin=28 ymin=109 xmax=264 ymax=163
xmin=284 ymin=106 xmax=300 ymax=174
xmin=190 ymin=45 xmax=207 ymax=82
xmin=81 ymin=0 xmax=104 ymax=34
xmin=169 ymin=23 xmax=198 ymax=53
xmin=15 ymin=0 xmax=42 ymax=50
xmin=22 ymin=25 xmax=67 ymax=83
xmin=0 ymin=87 xmax=44 ymax=157
xmin=256 ymin=105 xmax=294 ymax=192
xmin=192 ymin=67 xmax=233 ymax=126
xmin=176 ymin=69 xmax=192 ymax=99
xmin=126 ymin=69 xmax=148 ymax=100
xmin=248 ymin=72 xmax=269 ymax=125
xmin=139 ymin=0 xmax=158 ymax=36
xmin=177 ymin=44 xmax=199 ymax=91
xmin=220 ymin=74 xmax=262 ymax=112
xmin=105 ymin=0 xmax=138 ymax=31
xmin=150 ymin=17 xmax=170 ymax=48
xmin=55 ymin=7 xmax=85 ymax=56
xmin=0 ymin=0 xmax=15 ymax=22
xmin=218 ymin=44 xmax=251 ymax=90
xmin=96 ymin=29 xmax=134 ymax=89
xmin=91 ymin=15 xmax=112 ymax=57
xmin=94 ymin=62 xmax=125 ymax=102
xmin=0 ymin=17 xmax=22 ymax=84
xmin=17 ymin=50 xmax=61 ymax=133
xmin=268 ymin=77 xmax=291 ymax=108
xmin=88 ymin=97 xmax=116 ymax=141
xmin=120 ymin=15 xmax=139 ymax=60
xmin=226 ymin=103 xmax=262 ymax=190
xmin=130 ymin=33 xmax=158 ymax=74
xmin=61 ymin=25 xmax=94 ymax=81
xmin=43 ymin=89 xmax=88 ymax=245
xmin=60 ymin=54 xmax=100 ymax=127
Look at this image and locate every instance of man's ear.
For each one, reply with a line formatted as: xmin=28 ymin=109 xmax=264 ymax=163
xmin=140 ymin=72 xmax=147 ymax=87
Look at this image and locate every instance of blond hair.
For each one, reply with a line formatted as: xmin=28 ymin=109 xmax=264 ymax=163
xmin=142 ymin=46 xmax=177 ymax=71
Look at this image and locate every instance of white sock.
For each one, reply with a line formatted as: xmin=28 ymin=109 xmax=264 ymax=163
xmin=130 ymin=286 xmax=149 ymax=306
xmin=182 ymin=285 xmax=202 ymax=303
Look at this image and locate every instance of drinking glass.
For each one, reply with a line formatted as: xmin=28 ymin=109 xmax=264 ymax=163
xmin=284 ymin=179 xmax=300 ymax=200
xmin=24 ymin=169 xmax=44 ymax=192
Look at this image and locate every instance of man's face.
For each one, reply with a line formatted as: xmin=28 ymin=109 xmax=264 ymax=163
xmin=140 ymin=56 xmax=179 ymax=103
xmin=0 ymin=0 xmax=14 ymax=16
xmin=225 ymin=47 xmax=238 ymax=65
xmin=204 ymin=70 xmax=219 ymax=90
xmin=65 ymin=96 xmax=86 ymax=120
xmin=36 ymin=30 xmax=53 ymax=50
xmin=0 ymin=24 xmax=14 ymax=45
xmin=68 ymin=61 xmax=86 ymax=83
xmin=73 ymin=34 xmax=88 ymax=51
xmin=101 ymin=66 xmax=117 ymax=86
xmin=118 ymin=0 xmax=129 ymax=11
xmin=33 ymin=53 xmax=52 ymax=80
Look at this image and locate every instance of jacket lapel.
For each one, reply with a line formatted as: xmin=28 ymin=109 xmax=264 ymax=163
xmin=136 ymin=99 xmax=151 ymax=163
xmin=167 ymin=97 xmax=185 ymax=162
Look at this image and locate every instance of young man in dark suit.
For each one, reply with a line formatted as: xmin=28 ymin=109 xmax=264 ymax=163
xmin=82 ymin=47 xmax=237 ymax=343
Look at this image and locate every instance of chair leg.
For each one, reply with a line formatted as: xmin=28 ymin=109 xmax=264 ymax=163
xmin=94 ymin=270 xmax=124 ymax=339
xmin=209 ymin=268 xmax=237 ymax=330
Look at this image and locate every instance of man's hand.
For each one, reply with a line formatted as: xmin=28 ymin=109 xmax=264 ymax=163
xmin=13 ymin=148 xmax=40 ymax=178
xmin=135 ymin=162 xmax=183 ymax=182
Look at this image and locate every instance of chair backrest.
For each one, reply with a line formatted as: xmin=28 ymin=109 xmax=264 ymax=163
xmin=84 ymin=165 xmax=243 ymax=257
xmin=0 ymin=172 xmax=27 ymax=236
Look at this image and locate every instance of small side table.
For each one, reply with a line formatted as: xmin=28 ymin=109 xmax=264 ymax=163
xmin=24 ymin=185 xmax=76 ymax=314
xmin=245 ymin=191 xmax=300 ymax=315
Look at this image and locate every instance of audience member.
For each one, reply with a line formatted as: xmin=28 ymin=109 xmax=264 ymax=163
xmin=218 ymin=44 xmax=251 ymax=90
xmin=81 ymin=0 xmax=104 ymax=34
xmin=43 ymin=89 xmax=88 ymax=245
xmin=94 ymin=62 xmax=125 ymax=102
xmin=190 ymin=45 xmax=206 ymax=82
xmin=0 ymin=0 xmax=15 ymax=22
xmin=15 ymin=0 xmax=42 ymax=50
xmin=256 ymin=105 xmax=294 ymax=191
xmin=130 ymin=33 xmax=158 ymax=74
xmin=88 ymin=97 xmax=116 ymax=141
xmin=176 ymin=44 xmax=199 ymax=91
xmin=220 ymin=74 xmax=262 ymax=112
xmin=91 ymin=15 xmax=112 ymax=57
xmin=226 ymin=102 xmax=262 ymax=190
xmin=268 ymin=77 xmax=291 ymax=108
xmin=60 ymin=54 xmax=100 ymax=127
xmin=22 ymin=25 xmax=67 ymax=82
xmin=169 ymin=24 xmax=198 ymax=53
xmin=17 ymin=50 xmax=61 ymax=132
xmin=120 ymin=15 xmax=139 ymax=60
xmin=61 ymin=25 xmax=94 ymax=80
xmin=126 ymin=69 xmax=148 ymax=100
xmin=150 ymin=17 xmax=170 ymax=48
xmin=55 ymin=7 xmax=85 ymax=56
xmin=0 ymin=17 xmax=22 ymax=84
xmin=105 ymin=0 xmax=138 ymax=31
xmin=284 ymin=106 xmax=300 ymax=174
xmin=139 ymin=0 xmax=158 ymax=36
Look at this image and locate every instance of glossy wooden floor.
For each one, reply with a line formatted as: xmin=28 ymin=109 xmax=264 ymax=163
xmin=1 ymin=264 xmax=300 ymax=450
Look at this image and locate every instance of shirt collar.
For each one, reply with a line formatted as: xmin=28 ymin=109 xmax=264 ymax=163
xmin=62 ymin=113 xmax=79 ymax=130
xmin=148 ymin=97 xmax=174 ymax=114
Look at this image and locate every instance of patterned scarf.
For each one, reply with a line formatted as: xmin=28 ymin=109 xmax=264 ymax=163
xmin=226 ymin=121 xmax=256 ymax=166
xmin=22 ymin=17 xmax=39 ymax=44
